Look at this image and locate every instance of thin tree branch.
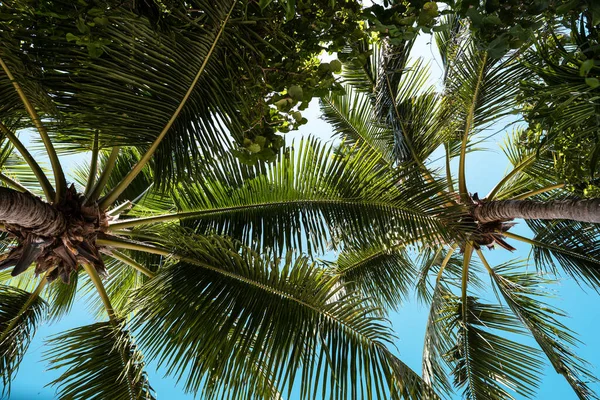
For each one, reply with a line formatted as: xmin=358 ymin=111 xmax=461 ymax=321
xmin=99 ymin=2 xmax=237 ymax=209
xmin=0 ymin=57 xmax=66 ymax=203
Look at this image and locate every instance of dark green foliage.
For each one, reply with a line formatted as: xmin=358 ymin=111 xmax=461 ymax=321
xmin=489 ymin=260 xmax=599 ymax=399
xmin=45 ymin=321 xmax=156 ymax=400
xmin=0 ymin=284 xmax=47 ymax=393
xmin=128 ymin=233 xmax=434 ymax=399
xmin=444 ymin=296 xmax=543 ymax=399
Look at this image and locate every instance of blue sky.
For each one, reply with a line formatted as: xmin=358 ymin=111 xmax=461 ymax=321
xmin=7 ymin=33 xmax=600 ymax=399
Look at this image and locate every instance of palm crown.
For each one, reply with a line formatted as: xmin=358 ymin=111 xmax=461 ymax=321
xmin=0 ymin=1 xmax=599 ymax=400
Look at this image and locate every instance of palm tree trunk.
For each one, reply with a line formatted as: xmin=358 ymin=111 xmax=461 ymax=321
xmin=0 ymin=187 xmax=66 ymax=236
xmin=474 ymin=199 xmax=600 ymax=223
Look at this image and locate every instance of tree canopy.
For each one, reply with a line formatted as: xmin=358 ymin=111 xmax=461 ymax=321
xmin=0 ymin=0 xmax=599 ymax=399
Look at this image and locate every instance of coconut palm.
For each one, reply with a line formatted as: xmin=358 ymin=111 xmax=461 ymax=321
xmin=320 ymin=20 xmax=600 ymax=399
xmin=137 ymin=17 xmax=600 ymax=400
xmin=0 ymin=1 xmax=449 ymax=398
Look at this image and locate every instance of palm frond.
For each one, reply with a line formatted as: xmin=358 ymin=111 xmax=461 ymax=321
xmin=486 ymin=257 xmax=599 ymax=399
xmin=45 ymin=270 xmax=80 ymax=322
xmin=340 ymin=38 xmax=380 ymax=94
xmin=111 ymin=138 xmax=461 ymax=255
xmin=522 ymin=220 xmax=600 ymax=288
xmin=0 ymin=283 xmax=48 ymax=393
xmin=7 ymin=0 xmax=247 ymax=189
xmin=320 ymin=89 xmax=395 ymax=165
xmin=330 ymin=241 xmax=416 ymax=311
xmin=422 ymin=281 xmax=455 ymax=398
xmin=444 ymin=295 xmax=543 ymax=399
xmin=128 ymin=232 xmax=437 ymax=399
xmin=45 ymin=321 xmax=155 ymax=400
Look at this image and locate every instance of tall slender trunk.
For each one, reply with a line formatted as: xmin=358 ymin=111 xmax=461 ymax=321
xmin=474 ymin=198 xmax=600 ymax=224
xmin=0 ymin=187 xmax=66 ymax=236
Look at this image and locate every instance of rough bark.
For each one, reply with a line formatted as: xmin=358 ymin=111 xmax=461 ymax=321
xmin=474 ymin=199 xmax=600 ymax=224
xmin=0 ymin=187 xmax=66 ymax=236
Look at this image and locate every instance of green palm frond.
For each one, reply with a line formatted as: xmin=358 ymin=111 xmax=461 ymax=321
xmin=445 ymin=39 xmax=526 ymax=134
xmin=111 ymin=138 xmax=461 ymax=255
xmin=45 ymin=321 xmax=155 ymax=400
xmin=45 ymin=270 xmax=81 ymax=322
xmin=330 ymin=241 xmax=416 ymax=311
xmin=0 ymin=283 xmax=48 ymax=393
xmin=7 ymin=0 xmax=246 ymax=189
xmin=523 ymin=219 xmax=600 ymax=288
xmin=340 ymin=38 xmax=380 ymax=94
xmin=84 ymin=253 xmax=159 ymax=319
xmin=485 ymin=257 xmax=599 ymax=400
xmin=444 ymin=295 xmax=543 ymax=399
xmin=415 ymin=246 xmax=467 ymax=303
xmin=128 ymin=232 xmax=436 ymax=399
xmin=422 ymin=281 xmax=455 ymax=398
xmin=521 ymin=21 xmax=600 ymax=142
xmin=485 ymin=127 xmax=563 ymax=200
xmin=320 ymin=89 xmax=395 ymax=165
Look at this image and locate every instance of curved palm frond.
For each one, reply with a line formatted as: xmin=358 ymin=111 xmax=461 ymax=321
xmin=483 ymin=256 xmax=599 ymax=400
xmin=340 ymin=38 xmax=380 ymax=95
xmin=128 ymin=232 xmax=437 ymax=400
xmin=422 ymin=281 xmax=455 ymax=399
xmin=0 ymin=282 xmax=48 ymax=393
xmin=110 ymin=138 xmax=462 ymax=255
xmin=5 ymin=0 xmax=250 ymax=192
xmin=320 ymin=89 xmax=395 ymax=165
xmin=519 ymin=220 xmax=600 ymax=288
xmin=444 ymin=295 xmax=543 ymax=399
xmin=330 ymin=241 xmax=416 ymax=311
xmin=45 ymin=321 xmax=155 ymax=400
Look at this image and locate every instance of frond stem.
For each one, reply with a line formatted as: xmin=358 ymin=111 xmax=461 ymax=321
xmin=458 ymin=52 xmax=487 ymax=203
xmin=436 ymin=243 xmax=458 ymax=285
xmin=0 ymin=57 xmax=66 ymax=203
xmin=444 ymin=143 xmax=454 ymax=193
xmin=84 ymin=131 xmax=100 ymax=197
xmin=110 ymin=249 xmax=156 ymax=278
xmin=460 ymin=244 xmax=473 ymax=319
xmin=81 ymin=263 xmax=117 ymax=323
xmin=106 ymin=198 xmax=437 ymax=231
xmin=85 ymin=146 xmax=120 ymax=205
xmin=485 ymin=154 xmax=535 ymax=200
xmin=501 ymin=231 xmax=536 ymax=246
xmin=513 ymin=183 xmax=565 ymax=200
xmin=0 ymin=173 xmax=29 ymax=193
xmin=99 ymin=2 xmax=236 ymax=209
xmin=0 ymin=122 xmax=54 ymax=201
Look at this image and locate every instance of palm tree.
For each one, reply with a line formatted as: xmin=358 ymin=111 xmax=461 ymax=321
xmin=0 ymin=1 xmax=443 ymax=398
xmin=130 ymin=16 xmax=600 ymax=399
xmin=320 ymin=20 xmax=600 ymax=399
